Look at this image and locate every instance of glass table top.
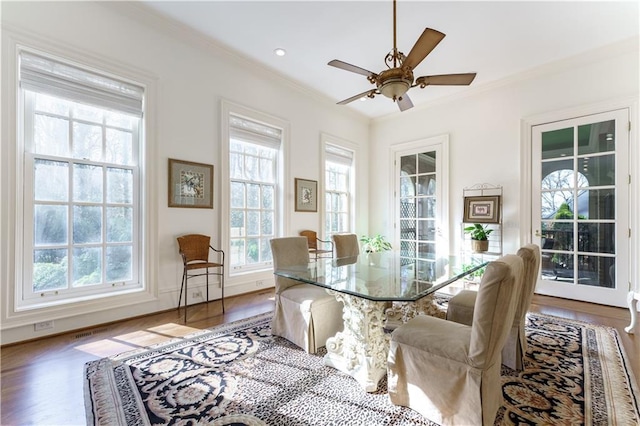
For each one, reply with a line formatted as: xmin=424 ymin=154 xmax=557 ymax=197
xmin=274 ymin=251 xmax=488 ymax=302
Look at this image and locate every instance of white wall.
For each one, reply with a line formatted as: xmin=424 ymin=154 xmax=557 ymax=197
xmin=0 ymin=2 xmax=370 ymax=343
xmin=369 ymin=38 xmax=639 ymax=284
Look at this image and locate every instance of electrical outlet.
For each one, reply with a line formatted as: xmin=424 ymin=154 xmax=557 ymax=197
xmin=34 ymin=320 xmax=54 ymax=331
xmin=256 ymin=280 xmax=264 ymax=287
xmin=192 ymin=291 xmax=202 ymax=298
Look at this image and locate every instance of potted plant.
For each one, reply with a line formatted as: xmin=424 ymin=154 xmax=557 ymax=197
xmin=360 ymin=234 xmax=392 ymax=253
xmin=464 ymin=223 xmax=493 ymax=253
xmin=360 ymin=234 xmax=392 ymax=266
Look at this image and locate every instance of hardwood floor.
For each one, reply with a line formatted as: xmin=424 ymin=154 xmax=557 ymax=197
xmin=1 ymin=290 xmax=637 ymax=426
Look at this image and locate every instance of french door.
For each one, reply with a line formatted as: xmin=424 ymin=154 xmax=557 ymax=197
xmin=394 ymin=136 xmax=448 ymax=281
xmin=531 ymin=109 xmax=629 ymax=307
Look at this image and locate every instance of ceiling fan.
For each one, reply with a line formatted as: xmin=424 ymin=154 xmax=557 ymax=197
xmin=328 ymin=0 xmax=477 ymax=112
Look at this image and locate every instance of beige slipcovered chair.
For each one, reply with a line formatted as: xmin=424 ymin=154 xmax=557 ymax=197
xmin=270 ymin=237 xmax=344 ymax=353
xmin=387 ymin=254 xmax=524 ymax=426
xmin=332 ymin=233 xmax=360 ymax=258
xmin=446 ymin=244 xmax=541 ymax=370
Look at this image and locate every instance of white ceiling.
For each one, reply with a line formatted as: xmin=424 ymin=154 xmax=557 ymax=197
xmin=141 ymin=1 xmax=639 ymax=119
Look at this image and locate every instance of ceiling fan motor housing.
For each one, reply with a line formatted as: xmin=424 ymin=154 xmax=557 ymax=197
xmin=377 ymin=68 xmax=413 ymax=100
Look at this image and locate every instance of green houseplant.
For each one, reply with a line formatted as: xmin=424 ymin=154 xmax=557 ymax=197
xmin=360 ymin=234 xmax=392 ymax=253
xmin=464 ymin=224 xmax=493 ymax=253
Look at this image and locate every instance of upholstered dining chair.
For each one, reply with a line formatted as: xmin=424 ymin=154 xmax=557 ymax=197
xmin=270 ymin=237 xmax=344 ymax=353
xmin=332 ymin=233 xmax=360 ymax=258
xmin=446 ymin=244 xmax=541 ymax=370
xmin=387 ymin=254 xmax=523 ymax=426
xmin=176 ymin=234 xmax=225 ymax=322
xmin=299 ymin=230 xmax=333 ymax=260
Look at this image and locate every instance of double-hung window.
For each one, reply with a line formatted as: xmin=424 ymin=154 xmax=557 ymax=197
xmin=228 ymin=115 xmax=280 ymax=273
xmin=18 ymin=49 xmax=144 ymax=308
xmin=324 ymin=143 xmax=354 ymax=238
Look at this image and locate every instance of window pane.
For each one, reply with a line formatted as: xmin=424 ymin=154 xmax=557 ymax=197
xmin=107 ymin=168 xmax=133 ymax=204
xmin=74 ymin=103 xmax=103 ymax=123
xmin=400 ymin=176 xmax=415 ymax=197
xmin=73 ymin=122 xmax=102 ymax=161
xmin=577 ymin=189 xmax=614 ymax=220
xmin=417 ymin=220 xmax=435 ymax=241
xmin=400 ymin=155 xmax=416 ymax=174
xmin=34 ymin=205 xmax=68 ymax=245
xmin=262 ymin=185 xmax=274 ymax=209
xmin=247 ymin=184 xmax=260 ymax=208
xmin=231 ymin=182 xmax=245 ymax=207
xmin=106 ymin=128 xmax=133 ymax=165
xmin=107 ymin=207 xmax=132 ymax=242
xmin=417 ymin=198 xmax=435 ymax=219
xmin=246 ymin=238 xmax=259 ymax=263
xmin=105 ymin=111 xmax=135 ymax=130
xmin=230 ymin=152 xmax=243 ymax=179
xmin=247 ymin=211 xmax=259 ymax=236
xmin=542 ymin=127 xmax=573 ymax=160
xmin=35 ymin=159 xmax=68 ymax=202
xmin=260 ymin=238 xmax=272 ymax=262
xmin=541 ymin=161 xmax=574 ymax=189
xmin=73 ymin=164 xmax=103 ymax=203
xmin=73 ymin=247 xmax=102 ymax=286
xmin=261 ymin=211 xmax=273 ymax=235
xmin=540 ymin=190 xmax=574 ymax=219
xmin=35 ymin=93 xmax=71 ymax=116
xmin=417 ymin=175 xmax=435 ymax=196
xmin=259 ymin=157 xmax=274 ymax=182
xmin=579 ymin=155 xmax=615 ymax=187
xmin=34 ymin=114 xmax=69 ymax=156
xmin=230 ymin=210 xmax=245 ymax=237
xmin=106 ymin=245 xmax=132 ymax=282
xmin=541 ymin=221 xmax=574 ymax=251
xmin=73 ymin=205 xmax=102 ymax=244
xmin=245 ymin=155 xmax=258 ymax=180
xmin=33 ymin=249 xmax=68 ymax=291
xmin=577 ymin=223 xmax=615 ymax=254
xmin=577 ymin=255 xmax=615 ymax=288
xmin=578 ymin=120 xmax=615 ymax=155
xmin=400 ymin=199 xmax=415 ymax=219
xmin=230 ymin=239 xmax=245 ymax=266
xmin=417 ymin=152 xmax=436 ymax=174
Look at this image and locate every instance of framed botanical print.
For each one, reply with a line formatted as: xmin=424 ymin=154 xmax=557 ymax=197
xmin=168 ymin=158 xmax=214 ymax=208
xmin=463 ymin=195 xmax=501 ymax=223
xmin=295 ymin=178 xmax=317 ymax=212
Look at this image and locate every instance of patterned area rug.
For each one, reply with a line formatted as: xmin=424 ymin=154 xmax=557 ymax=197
xmin=84 ymin=309 xmax=640 ymax=425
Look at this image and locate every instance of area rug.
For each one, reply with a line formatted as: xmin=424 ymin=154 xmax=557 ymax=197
xmin=84 ymin=310 xmax=640 ymax=425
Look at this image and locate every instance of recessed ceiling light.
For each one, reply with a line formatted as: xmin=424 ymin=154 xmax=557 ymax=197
xmin=274 ymin=48 xmax=286 ymax=57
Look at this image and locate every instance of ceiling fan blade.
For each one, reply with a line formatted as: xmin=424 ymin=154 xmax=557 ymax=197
xmin=398 ymin=94 xmax=414 ymax=111
xmin=402 ymin=28 xmax=446 ymax=71
xmin=337 ymin=89 xmax=377 ymax=105
xmin=416 ymin=73 xmax=477 ymax=87
xmin=328 ymin=60 xmax=377 ymax=78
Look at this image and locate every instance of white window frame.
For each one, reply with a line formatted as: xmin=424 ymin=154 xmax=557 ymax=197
xmin=3 ymin=35 xmax=158 ymax=324
xmin=220 ymin=100 xmax=290 ymax=280
xmin=321 ymin=134 xmax=356 ymax=240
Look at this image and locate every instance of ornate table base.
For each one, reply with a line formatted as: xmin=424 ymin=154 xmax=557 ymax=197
xmin=324 ymin=292 xmax=390 ymax=392
xmin=324 ymin=292 xmax=444 ymax=392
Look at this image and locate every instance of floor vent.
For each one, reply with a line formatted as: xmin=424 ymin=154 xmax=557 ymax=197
xmin=75 ymin=327 xmax=110 ymax=339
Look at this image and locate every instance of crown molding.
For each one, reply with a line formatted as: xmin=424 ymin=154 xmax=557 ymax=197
xmin=101 ymin=2 xmax=369 ymax=123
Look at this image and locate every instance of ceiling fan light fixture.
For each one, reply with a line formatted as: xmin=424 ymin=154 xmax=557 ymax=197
xmin=379 ymin=78 xmax=411 ymax=100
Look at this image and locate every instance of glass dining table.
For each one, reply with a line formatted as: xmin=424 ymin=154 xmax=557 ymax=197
xmin=274 ymin=251 xmax=488 ymax=392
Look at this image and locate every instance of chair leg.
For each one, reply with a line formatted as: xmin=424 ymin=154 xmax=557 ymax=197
xmin=206 ymin=267 xmax=210 ymax=303
xmin=178 ymin=269 xmax=186 ymax=310
xmin=221 ymin=266 xmax=225 ymax=313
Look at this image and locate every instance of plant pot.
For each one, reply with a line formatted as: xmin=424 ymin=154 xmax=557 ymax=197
xmin=366 ymin=252 xmax=381 ymax=266
xmin=471 ymin=239 xmax=489 ymax=253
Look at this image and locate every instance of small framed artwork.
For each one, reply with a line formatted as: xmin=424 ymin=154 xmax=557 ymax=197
xmin=295 ymin=178 xmax=317 ymax=212
xmin=463 ymin=195 xmax=501 ymax=223
xmin=168 ymin=158 xmax=214 ymax=208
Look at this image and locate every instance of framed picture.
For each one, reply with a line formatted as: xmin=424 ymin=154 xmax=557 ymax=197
xmin=463 ymin=195 xmax=501 ymax=223
xmin=295 ymin=178 xmax=317 ymax=212
xmin=168 ymin=158 xmax=214 ymax=208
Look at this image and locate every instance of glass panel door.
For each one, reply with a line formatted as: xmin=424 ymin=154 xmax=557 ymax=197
xmin=532 ymin=109 xmax=629 ymax=307
xmin=396 ymin=146 xmax=446 ymax=282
